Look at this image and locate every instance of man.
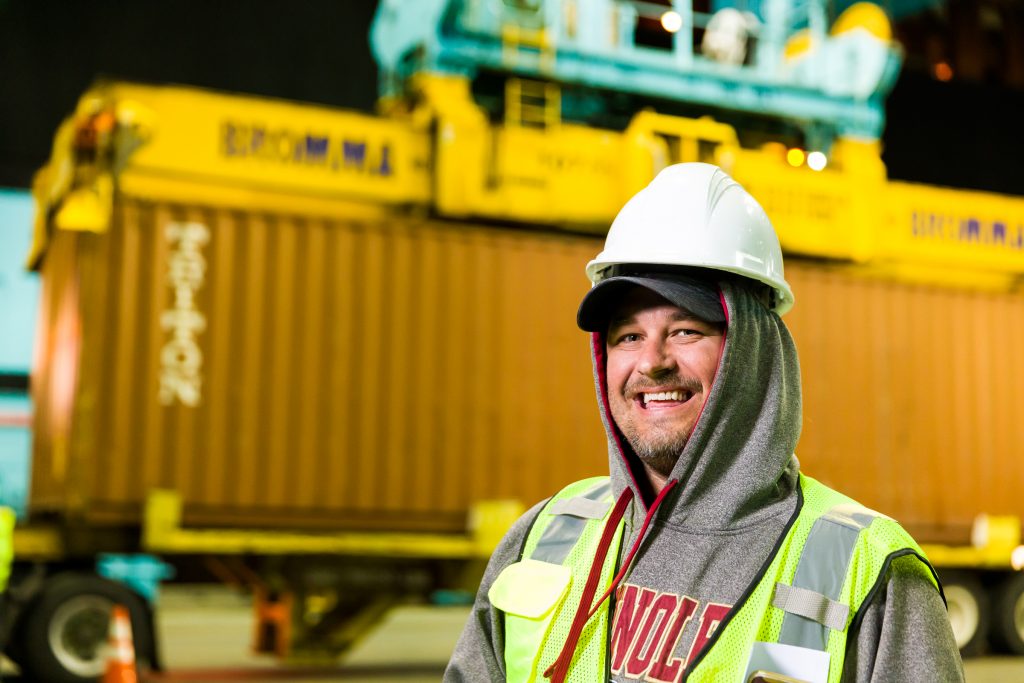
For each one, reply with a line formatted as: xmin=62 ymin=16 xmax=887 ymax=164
xmin=446 ymin=163 xmax=963 ymax=682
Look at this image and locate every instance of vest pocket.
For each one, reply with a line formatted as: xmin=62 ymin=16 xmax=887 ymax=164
xmin=490 ymin=559 xmax=573 ymax=682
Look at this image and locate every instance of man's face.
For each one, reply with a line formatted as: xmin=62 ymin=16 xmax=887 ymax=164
xmin=605 ymin=286 xmax=725 ymax=477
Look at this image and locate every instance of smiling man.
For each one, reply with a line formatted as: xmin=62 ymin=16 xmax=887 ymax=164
xmin=445 ymin=163 xmax=963 ymax=682
xmin=599 ymin=282 xmax=724 ymax=496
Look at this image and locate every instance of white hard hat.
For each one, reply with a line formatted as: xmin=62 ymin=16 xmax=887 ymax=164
xmin=586 ymin=163 xmax=794 ymax=315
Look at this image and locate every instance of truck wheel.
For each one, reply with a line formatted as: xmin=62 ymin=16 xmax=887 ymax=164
xmin=13 ymin=573 xmax=153 ymax=683
xmin=941 ymin=571 xmax=989 ymax=655
xmin=991 ymin=573 xmax=1024 ymax=654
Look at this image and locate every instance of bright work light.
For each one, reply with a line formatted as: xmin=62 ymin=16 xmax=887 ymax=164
xmin=807 ymin=151 xmax=827 ymax=171
xmin=661 ymin=11 xmax=683 ymax=33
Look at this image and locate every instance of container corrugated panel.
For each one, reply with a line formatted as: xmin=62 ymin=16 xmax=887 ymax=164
xmin=785 ymin=263 xmax=1024 ymax=542
xmin=32 ymin=199 xmax=1024 ymax=539
xmin=31 ymin=197 xmax=610 ymax=532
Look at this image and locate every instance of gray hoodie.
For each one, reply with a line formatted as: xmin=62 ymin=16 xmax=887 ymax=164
xmin=446 ymin=282 xmax=963 ymax=682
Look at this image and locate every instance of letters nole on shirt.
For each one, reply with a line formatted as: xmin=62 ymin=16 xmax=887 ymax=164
xmin=609 ymin=584 xmax=731 ymax=683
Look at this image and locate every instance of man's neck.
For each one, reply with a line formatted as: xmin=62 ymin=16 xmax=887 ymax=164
xmin=644 ymin=463 xmax=670 ymax=495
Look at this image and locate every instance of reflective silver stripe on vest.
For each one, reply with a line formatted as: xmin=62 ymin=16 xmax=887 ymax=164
xmin=776 ymin=507 xmax=877 ymax=650
xmin=531 ymin=480 xmax=612 ymax=565
xmin=549 ymin=497 xmax=610 ymax=520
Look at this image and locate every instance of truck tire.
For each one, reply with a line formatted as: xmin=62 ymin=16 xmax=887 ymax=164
xmin=11 ymin=573 xmax=153 ymax=683
xmin=990 ymin=572 xmax=1024 ymax=655
xmin=940 ymin=571 xmax=989 ymax=655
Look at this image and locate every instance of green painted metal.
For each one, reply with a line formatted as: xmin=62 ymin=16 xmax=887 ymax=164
xmin=370 ymin=0 xmax=933 ymax=144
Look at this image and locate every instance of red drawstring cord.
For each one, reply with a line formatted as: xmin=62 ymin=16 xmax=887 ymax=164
xmin=586 ymin=479 xmax=679 ymax=621
xmin=544 ymin=479 xmax=679 ymax=682
xmin=543 ymin=487 xmax=633 ymax=682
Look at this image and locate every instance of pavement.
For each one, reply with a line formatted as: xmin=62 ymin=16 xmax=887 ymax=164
xmin=151 ymin=586 xmax=453 ymax=681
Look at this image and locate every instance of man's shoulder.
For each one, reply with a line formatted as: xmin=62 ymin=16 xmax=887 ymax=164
xmin=495 ymin=497 xmax=550 ymax=555
xmin=800 ymin=474 xmax=900 ymax=528
xmin=497 ymin=476 xmax=613 ymax=554
xmin=799 ymin=474 xmax=939 ymax=589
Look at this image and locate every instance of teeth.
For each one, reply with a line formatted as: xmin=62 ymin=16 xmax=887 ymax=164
xmin=642 ymin=390 xmax=687 ymax=405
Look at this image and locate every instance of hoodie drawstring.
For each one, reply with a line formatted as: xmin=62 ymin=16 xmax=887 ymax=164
xmin=544 ymin=479 xmax=679 ymax=682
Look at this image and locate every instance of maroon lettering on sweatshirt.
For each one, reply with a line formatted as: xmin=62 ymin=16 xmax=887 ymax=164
xmin=610 ymin=583 xmax=732 ymax=682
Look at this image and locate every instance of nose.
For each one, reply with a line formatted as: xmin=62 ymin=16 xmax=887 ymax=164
xmin=636 ymin=337 xmax=676 ymax=378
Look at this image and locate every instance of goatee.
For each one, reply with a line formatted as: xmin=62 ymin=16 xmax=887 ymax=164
xmin=624 ymin=430 xmax=688 ymax=478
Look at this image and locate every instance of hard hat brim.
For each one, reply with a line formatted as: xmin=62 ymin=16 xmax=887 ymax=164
xmin=577 ymin=274 xmax=725 ymax=332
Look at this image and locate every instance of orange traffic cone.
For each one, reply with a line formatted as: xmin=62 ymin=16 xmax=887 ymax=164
xmin=103 ymin=605 xmax=138 ymax=683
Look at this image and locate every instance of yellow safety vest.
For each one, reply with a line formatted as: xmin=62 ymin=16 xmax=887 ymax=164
xmin=489 ymin=474 xmax=940 ymax=682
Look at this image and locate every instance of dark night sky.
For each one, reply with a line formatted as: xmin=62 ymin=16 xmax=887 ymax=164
xmin=1 ymin=0 xmax=1022 ymax=196
xmin=884 ymin=68 xmax=1024 ymax=196
xmin=0 ymin=1 xmax=380 ymax=187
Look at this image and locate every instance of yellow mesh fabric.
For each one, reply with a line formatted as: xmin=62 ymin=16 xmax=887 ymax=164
xmin=824 ymin=513 xmax=937 ymax=681
xmin=515 ymin=476 xmax=624 ymax=682
xmin=687 ymin=475 xmax=937 ymax=683
xmin=685 ymin=476 xmax=834 ymax=680
xmin=509 ymin=475 xmax=937 ymax=683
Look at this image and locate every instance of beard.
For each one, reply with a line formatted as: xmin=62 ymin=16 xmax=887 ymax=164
xmin=608 ymin=374 xmax=703 ymax=478
xmin=616 ymin=416 xmax=690 ymax=478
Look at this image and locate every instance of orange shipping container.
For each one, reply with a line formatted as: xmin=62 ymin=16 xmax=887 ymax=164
xmin=786 ymin=266 xmax=1024 ymax=544
xmin=32 ymin=197 xmax=1024 ymax=541
xmin=31 ymin=197 xmax=611 ymax=533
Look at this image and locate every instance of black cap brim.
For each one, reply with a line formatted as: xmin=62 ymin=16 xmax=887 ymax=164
xmin=577 ymin=274 xmax=725 ymax=332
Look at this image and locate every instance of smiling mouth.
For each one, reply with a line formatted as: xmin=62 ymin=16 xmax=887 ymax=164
xmin=638 ymin=389 xmax=694 ymax=408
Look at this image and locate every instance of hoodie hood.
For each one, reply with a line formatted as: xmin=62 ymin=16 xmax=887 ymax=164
xmin=591 ymin=278 xmax=802 ymax=530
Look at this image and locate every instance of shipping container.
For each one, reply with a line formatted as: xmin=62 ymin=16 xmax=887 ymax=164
xmin=787 ymin=265 xmax=1024 ymax=543
xmin=32 ymin=197 xmax=1024 ymax=543
xmin=31 ymin=198 xmax=609 ymax=533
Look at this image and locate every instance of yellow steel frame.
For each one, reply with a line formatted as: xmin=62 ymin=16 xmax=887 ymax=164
xmin=143 ymin=490 xmax=523 ymax=560
xmin=922 ymin=515 xmax=1024 ymax=571
xmin=33 ymin=77 xmax=1024 ymax=293
xmin=921 ymin=543 xmax=1023 ymax=571
xmin=12 ymin=525 xmax=65 ymax=561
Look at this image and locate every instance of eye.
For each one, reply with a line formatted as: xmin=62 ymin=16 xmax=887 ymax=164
xmin=611 ymin=332 xmax=642 ymax=346
xmin=670 ymin=326 xmax=708 ymax=341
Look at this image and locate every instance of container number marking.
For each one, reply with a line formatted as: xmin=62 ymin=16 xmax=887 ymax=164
xmin=160 ymin=222 xmax=210 ymax=407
